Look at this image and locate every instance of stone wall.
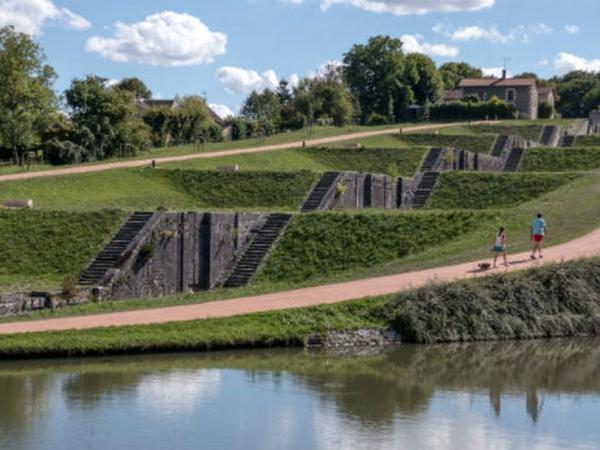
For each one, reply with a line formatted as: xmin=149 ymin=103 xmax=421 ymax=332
xmin=107 ymin=212 xmax=264 ymax=300
xmin=0 ymin=290 xmax=91 ymax=316
xmin=590 ymin=112 xmax=600 ymax=134
xmin=330 ymin=172 xmax=397 ymax=210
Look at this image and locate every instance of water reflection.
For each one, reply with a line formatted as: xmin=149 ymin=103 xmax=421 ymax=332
xmin=1 ymin=338 xmax=599 ymax=450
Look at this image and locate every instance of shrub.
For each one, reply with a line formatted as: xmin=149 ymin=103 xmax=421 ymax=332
xmin=368 ymin=113 xmax=389 ymax=125
xmin=206 ymin=124 xmax=224 ymax=143
xmin=231 ymin=119 xmax=247 ymax=141
xmin=430 ymin=99 xmax=517 ymax=121
xmin=538 ymin=101 xmax=554 ymax=119
xmin=62 ymin=274 xmax=79 ymax=299
xmin=45 ymin=139 xmax=90 ymax=165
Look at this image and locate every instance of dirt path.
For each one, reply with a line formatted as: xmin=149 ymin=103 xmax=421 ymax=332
xmin=1 ymin=227 xmax=599 ymax=335
xmin=0 ymin=121 xmax=487 ymax=183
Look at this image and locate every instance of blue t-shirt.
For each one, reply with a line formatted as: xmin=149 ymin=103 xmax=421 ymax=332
xmin=532 ymin=218 xmax=546 ymax=235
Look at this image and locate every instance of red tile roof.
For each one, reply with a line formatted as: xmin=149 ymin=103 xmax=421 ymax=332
xmin=459 ymin=78 xmax=537 ymax=88
xmin=443 ymin=89 xmax=463 ymax=101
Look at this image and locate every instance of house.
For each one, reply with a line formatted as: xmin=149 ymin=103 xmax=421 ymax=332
xmin=457 ymin=71 xmax=539 ymax=119
xmin=537 ymin=87 xmax=555 ymax=108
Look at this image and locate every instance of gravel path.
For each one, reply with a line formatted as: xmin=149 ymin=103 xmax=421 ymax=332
xmin=0 ymin=121 xmax=486 ymax=183
xmin=1 ymin=227 xmax=598 ymax=335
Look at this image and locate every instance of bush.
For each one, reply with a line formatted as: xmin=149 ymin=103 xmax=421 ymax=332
xmin=538 ymin=101 xmax=554 ymax=119
xmin=62 ymin=274 xmax=79 ymax=299
xmin=428 ymin=172 xmax=579 ymax=209
xmin=368 ymin=113 xmax=389 ymax=125
xmin=44 ymin=139 xmax=90 ymax=165
xmin=430 ymin=99 xmax=517 ymax=121
xmin=206 ymin=124 xmax=224 ymax=143
xmin=258 ymin=211 xmax=490 ymax=283
xmin=231 ymin=119 xmax=247 ymax=141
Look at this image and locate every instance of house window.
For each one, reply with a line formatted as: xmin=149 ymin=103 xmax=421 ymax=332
xmin=506 ymin=89 xmax=516 ymax=104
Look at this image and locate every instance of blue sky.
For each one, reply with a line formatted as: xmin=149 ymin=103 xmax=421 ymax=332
xmin=2 ymin=0 xmax=599 ymax=117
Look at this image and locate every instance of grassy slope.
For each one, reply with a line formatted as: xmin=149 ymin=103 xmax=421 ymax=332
xmin=0 ymin=210 xmax=125 ymax=292
xmin=521 ymin=147 xmax=600 ymax=172
xmin=397 ymin=133 xmax=496 ymax=153
xmin=257 ymin=211 xmax=491 ymax=283
xmin=0 ymin=169 xmax=319 ymax=212
xmin=428 ymin=172 xmax=580 ymax=209
xmin=1 ymin=258 xmax=599 ymax=358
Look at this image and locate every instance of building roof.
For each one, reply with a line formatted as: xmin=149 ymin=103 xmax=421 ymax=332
xmin=458 ymin=78 xmax=537 ymax=88
xmin=443 ymin=89 xmax=463 ymax=101
xmin=538 ymin=87 xmax=554 ymax=95
xmin=136 ymin=98 xmax=226 ymax=126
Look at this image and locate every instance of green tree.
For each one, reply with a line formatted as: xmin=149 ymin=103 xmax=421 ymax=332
xmin=343 ymin=35 xmax=411 ymax=122
xmin=65 ymin=75 xmax=150 ymax=159
xmin=439 ymin=62 xmax=483 ymax=90
xmin=0 ymin=26 xmax=57 ymax=165
xmin=276 ymin=80 xmax=292 ymax=105
xmin=241 ymin=89 xmax=281 ymax=134
xmin=116 ymin=77 xmax=152 ymax=99
xmin=405 ymin=53 xmax=443 ymax=105
xmin=552 ymin=71 xmax=600 ymax=117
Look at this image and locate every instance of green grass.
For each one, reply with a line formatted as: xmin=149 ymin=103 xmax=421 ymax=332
xmin=576 ymin=135 xmax=600 ymax=147
xmin=1 ymin=258 xmax=599 ymax=358
xmin=397 ymin=133 xmax=496 ymax=153
xmin=521 ymin=147 xmax=600 ymax=172
xmin=257 ymin=211 xmax=491 ymax=283
xmin=165 ymin=170 xmax=318 ymax=209
xmin=0 ymin=168 xmax=318 ymax=212
xmin=298 ymin=147 xmax=426 ymax=176
xmin=428 ymin=172 xmax=580 ymax=209
xmin=0 ymin=210 xmax=125 ymax=292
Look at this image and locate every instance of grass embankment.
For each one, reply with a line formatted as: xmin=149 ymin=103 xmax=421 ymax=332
xmin=0 ymin=210 xmax=125 ymax=292
xmin=0 ymin=169 xmax=318 ymax=211
xmin=397 ymin=133 xmax=496 ymax=153
xmin=1 ymin=258 xmax=599 ymax=358
xmin=574 ymin=135 xmax=600 ymax=147
xmin=521 ymin=147 xmax=600 ymax=172
xmin=428 ymin=172 xmax=580 ymax=209
xmin=257 ymin=211 xmax=490 ymax=283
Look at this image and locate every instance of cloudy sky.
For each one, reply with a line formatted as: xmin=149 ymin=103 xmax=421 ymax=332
xmin=1 ymin=0 xmax=599 ymax=116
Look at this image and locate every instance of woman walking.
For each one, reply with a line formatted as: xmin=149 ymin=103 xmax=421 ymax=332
xmin=492 ymin=226 xmax=508 ymax=268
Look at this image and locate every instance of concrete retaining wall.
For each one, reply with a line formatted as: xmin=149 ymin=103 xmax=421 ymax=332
xmin=330 ymin=172 xmax=397 ymax=210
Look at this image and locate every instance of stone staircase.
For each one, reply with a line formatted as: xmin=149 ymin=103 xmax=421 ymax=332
xmin=503 ymin=148 xmax=524 ymax=172
xmin=539 ymin=125 xmax=560 ymax=146
xmin=301 ymin=172 xmax=340 ymax=212
xmin=79 ymin=212 xmax=155 ymax=286
xmin=420 ymin=147 xmax=444 ymax=172
xmin=559 ymin=135 xmax=576 ymax=147
xmin=223 ymin=213 xmax=292 ymax=288
xmin=491 ymin=135 xmax=509 ymax=157
xmin=412 ymin=172 xmax=439 ymax=209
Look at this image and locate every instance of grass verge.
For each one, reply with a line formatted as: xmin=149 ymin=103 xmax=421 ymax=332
xmin=521 ymin=147 xmax=600 ymax=172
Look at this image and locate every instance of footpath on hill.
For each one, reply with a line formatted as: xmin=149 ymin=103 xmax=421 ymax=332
xmin=1 ymin=226 xmax=599 ymax=335
xmin=0 ymin=121 xmax=489 ymax=183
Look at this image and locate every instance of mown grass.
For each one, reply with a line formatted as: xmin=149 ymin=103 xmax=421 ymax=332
xmin=0 ymin=168 xmax=318 ymax=212
xmin=299 ymin=147 xmax=426 ymax=176
xmin=1 ymin=258 xmax=599 ymax=358
xmin=397 ymin=133 xmax=496 ymax=153
xmin=576 ymin=135 xmax=600 ymax=147
xmin=0 ymin=210 xmax=125 ymax=292
xmin=257 ymin=211 xmax=491 ymax=283
xmin=428 ymin=172 xmax=580 ymax=209
xmin=521 ymin=147 xmax=600 ymax=172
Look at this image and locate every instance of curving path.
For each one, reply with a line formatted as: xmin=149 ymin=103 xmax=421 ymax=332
xmin=1 ymin=227 xmax=599 ymax=335
xmin=0 ymin=121 xmax=490 ymax=183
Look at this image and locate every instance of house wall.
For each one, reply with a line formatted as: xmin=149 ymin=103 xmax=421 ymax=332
xmin=461 ymin=85 xmax=538 ymax=119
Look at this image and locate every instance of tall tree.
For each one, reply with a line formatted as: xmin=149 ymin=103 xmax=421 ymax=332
xmin=552 ymin=71 xmax=600 ymax=117
xmin=276 ymin=80 xmax=292 ymax=105
xmin=343 ymin=35 xmax=410 ymax=122
xmin=241 ymin=89 xmax=282 ymax=132
xmin=0 ymin=26 xmax=57 ymax=165
xmin=439 ymin=62 xmax=483 ymax=90
xmin=116 ymin=77 xmax=152 ymax=99
xmin=405 ymin=53 xmax=443 ymax=105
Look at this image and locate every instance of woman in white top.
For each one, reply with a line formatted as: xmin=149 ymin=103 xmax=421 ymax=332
xmin=492 ymin=226 xmax=508 ymax=268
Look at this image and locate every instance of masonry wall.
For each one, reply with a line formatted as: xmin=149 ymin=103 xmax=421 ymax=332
xmin=331 ymin=172 xmax=396 ymax=210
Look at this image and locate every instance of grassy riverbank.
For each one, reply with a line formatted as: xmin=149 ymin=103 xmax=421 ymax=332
xmin=1 ymin=258 xmax=599 ymax=359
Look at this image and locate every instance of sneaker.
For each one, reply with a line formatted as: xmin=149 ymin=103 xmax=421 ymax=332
xmin=530 ymin=254 xmax=536 ymax=260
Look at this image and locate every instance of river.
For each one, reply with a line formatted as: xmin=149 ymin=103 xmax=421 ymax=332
xmin=1 ymin=339 xmax=599 ymax=450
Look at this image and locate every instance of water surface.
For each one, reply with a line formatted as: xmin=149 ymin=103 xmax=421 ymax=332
xmin=1 ymin=339 xmax=600 ymax=450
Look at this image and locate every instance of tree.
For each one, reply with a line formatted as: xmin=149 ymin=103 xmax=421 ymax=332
xmin=241 ymin=89 xmax=281 ymax=134
xmin=65 ymin=75 xmax=150 ymax=159
xmin=276 ymin=80 xmax=292 ymax=105
xmin=0 ymin=26 xmax=57 ymax=165
xmin=405 ymin=53 xmax=443 ymax=105
xmin=343 ymin=35 xmax=410 ymax=122
xmin=439 ymin=62 xmax=483 ymax=90
xmin=116 ymin=77 xmax=152 ymax=99
xmin=552 ymin=71 xmax=600 ymax=117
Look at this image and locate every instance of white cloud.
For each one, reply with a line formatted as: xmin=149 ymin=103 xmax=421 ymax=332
xmin=289 ymin=73 xmax=301 ymax=88
xmin=320 ymin=0 xmax=494 ymax=15
xmin=401 ymin=34 xmax=459 ymax=58
xmin=208 ymin=103 xmax=234 ymax=119
xmin=537 ymin=58 xmax=549 ymax=67
xmin=481 ymin=67 xmax=506 ymax=78
xmin=564 ymin=24 xmax=580 ymax=34
xmin=554 ymin=52 xmax=600 ymax=75
xmin=216 ymin=66 xmax=280 ymax=94
xmin=105 ymin=78 xmax=120 ymax=87
xmin=86 ymin=11 xmax=227 ymax=67
xmin=435 ymin=22 xmax=552 ymax=44
xmin=0 ymin=0 xmax=90 ymax=35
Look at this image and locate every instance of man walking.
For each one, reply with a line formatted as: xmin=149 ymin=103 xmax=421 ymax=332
xmin=530 ymin=213 xmax=548 ymax=260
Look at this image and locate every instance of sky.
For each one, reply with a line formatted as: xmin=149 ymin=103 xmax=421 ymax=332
xmin=1 ymin=0 xmax=599 ymax=117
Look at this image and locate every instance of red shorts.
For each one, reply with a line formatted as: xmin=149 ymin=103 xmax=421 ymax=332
xmin=533 ymin=234 xmax=544 ymax=243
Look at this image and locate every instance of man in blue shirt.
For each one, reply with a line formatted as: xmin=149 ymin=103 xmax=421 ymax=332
xmin=530 ymin=213 xmax=548 ymax=260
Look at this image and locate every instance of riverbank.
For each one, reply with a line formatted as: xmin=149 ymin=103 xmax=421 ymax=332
xmin=1 ymin=258 xmax=599 ymax=359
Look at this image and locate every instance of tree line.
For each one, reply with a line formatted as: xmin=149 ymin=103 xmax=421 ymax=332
xmin=2 ymin=27 xmax=600 ymax=166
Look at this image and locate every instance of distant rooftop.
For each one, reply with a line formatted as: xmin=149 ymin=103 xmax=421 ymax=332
xmin=459 ymin=78 xmax=537 ymax=88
